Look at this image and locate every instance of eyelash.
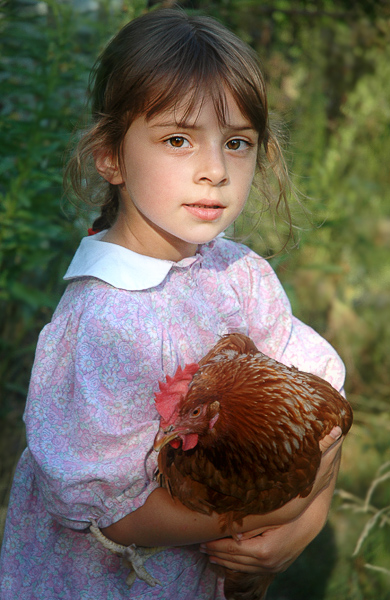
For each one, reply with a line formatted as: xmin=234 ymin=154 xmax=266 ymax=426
xmin=226 ymin=139 xmax=252 ymax=151
xmin=165 ymin=136 xmax=253 ymax=151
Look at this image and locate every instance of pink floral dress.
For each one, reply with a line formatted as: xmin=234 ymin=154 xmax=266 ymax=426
xmin=0 ymin=234 xmax=345 ymax=599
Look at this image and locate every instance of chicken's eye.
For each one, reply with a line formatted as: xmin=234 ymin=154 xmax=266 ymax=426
xmin=191 ymin=407 xmax=201 ymax=418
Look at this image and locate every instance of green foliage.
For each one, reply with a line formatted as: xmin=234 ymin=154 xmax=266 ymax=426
xmin=195 ymin=2 xmax=390 ymax=595
xmin=275 ymin=23 xmax=390 ymax=400
xmin=1 ymin=0 xmax=390 ymax=597
xmin=0 ymin=0 xmax=149 ymax=533
xmin=0 ymin=0 xmax=148 ymax=409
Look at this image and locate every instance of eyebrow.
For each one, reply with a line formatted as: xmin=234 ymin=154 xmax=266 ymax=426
xmin=151 ymin=121 xmax=256 ymax=132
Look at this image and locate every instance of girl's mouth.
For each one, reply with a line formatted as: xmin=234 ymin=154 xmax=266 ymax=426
xmin=184 ymin=202 xmax=225 ymax=221
xmin=193 ymin=204 xmax=219 ymax=208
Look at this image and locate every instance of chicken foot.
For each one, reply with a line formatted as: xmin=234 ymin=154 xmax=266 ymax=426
xmin=90 ymin=519 xmax=164 ymax=587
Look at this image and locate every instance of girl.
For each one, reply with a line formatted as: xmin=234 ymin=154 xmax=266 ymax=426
xmin=0 ymin=8 xmax=346 ymax=599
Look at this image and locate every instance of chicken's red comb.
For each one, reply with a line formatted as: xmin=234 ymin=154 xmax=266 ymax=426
xmin=155 ymin=363 xmax=199 ymax=423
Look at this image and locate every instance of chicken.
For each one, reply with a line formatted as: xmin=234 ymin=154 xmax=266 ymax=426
xmin=153 ymin=333 xmax=353 ymax=600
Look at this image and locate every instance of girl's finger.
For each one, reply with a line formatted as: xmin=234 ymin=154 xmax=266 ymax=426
xmin=239 ymin=527 xmax=278 ymax=541
xmin=207 ymin=551 xmax=256 ymax=565
xmin=200 ymin=535 xmax=262 ymax=557
xmin=319 ymin=427 xmax=343 ymax=454
xmin=200 ymin=539 xmax=240 ymax=557
xmin=201 ymin=538 xmax=269 ymax=565
xmin=203 ymin=547 xmax=268 ymax=572
xmin=208 ymin=556 xmax=264 ymax=573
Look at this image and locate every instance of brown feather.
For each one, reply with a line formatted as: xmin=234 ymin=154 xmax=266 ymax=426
xmin=155 ymin=333 xmax=353 ymax=599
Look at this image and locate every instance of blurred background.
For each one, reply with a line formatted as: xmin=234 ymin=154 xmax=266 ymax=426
xmin=0 ymin=0 xmax=389 ymax=597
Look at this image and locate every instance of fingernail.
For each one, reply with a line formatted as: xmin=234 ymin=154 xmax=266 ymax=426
xmin=199 ymin=545 xmax=207 ymax=553
xmin=330 ymin=426 xmax=342 ymax=440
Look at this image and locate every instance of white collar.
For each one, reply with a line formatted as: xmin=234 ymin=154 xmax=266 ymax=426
xmin=63 ymin=231 xmax=212 ymax=291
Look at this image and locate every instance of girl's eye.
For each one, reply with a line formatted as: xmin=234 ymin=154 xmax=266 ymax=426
xmin=166 ymin=136 xmax=189 ymax=148
xmin=226 ymin=139 xmax=248 ymax=151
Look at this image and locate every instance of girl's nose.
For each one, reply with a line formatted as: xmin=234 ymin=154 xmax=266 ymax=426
xmin=194 ymin=144 xmax=228 ymax=186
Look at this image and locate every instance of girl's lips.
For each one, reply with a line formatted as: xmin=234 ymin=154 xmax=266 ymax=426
xmin=184 ymin=203 xmax=225 ymax=221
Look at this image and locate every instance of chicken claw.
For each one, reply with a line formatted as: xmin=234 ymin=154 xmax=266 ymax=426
xmin=123 ymin=544 xmax=163 ymax=587
xmin=90 ymin=520 xmax=163 ymax=587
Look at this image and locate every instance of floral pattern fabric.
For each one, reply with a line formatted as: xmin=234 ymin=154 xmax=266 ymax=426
xmin=0 ymin=237 xmax=345 ymax=599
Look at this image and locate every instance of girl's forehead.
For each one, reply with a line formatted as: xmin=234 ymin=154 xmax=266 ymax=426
xmin=146 ymin=89 xmax=252 ymax=130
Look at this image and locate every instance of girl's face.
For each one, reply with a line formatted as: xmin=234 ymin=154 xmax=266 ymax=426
xmin=101 ymin=90 xmax=259 ymax=261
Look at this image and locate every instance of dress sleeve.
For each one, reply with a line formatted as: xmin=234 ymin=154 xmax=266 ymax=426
xmin=237 ymin=248 xmax=345 ymax=393
xmin=24 ymin=282 xmax=161 ymax=530
xmin=278 ymin=316 xmax=346 ymax=393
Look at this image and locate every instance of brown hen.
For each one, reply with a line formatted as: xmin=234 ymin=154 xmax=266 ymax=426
xmin=153 ymin=333 xmax=353 ymax=600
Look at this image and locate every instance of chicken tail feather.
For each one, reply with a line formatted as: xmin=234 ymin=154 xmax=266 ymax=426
xmin=224 ymin=570 xmax=275 ymax=600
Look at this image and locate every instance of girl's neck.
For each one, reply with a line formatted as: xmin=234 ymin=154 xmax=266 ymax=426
xmin=101 ymin=218 xmax=199 ymax=262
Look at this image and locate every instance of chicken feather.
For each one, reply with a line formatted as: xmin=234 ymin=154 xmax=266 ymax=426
xmin=153 ymin=333 xmax=353 ymax=600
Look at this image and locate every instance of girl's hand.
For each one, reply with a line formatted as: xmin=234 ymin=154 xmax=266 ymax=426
xmin=200 ymin=428 xmax=343 ymax=574
xmin=201 ymin=512 xmax=317 ymax=573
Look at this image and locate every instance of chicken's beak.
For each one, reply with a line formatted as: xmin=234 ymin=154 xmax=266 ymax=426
xmin=153 ymin=427 xmax=179 ymax=452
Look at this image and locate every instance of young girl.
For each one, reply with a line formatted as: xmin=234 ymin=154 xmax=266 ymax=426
xmin=0 ymin=8 xmax=346 ymax=599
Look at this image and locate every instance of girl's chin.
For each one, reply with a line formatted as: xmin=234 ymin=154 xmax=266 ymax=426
xmin=181 ymin=228 xmax=226 ymax=247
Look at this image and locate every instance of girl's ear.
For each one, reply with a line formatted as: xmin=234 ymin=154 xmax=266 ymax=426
xmin=94 ymin=152 xmax=124 ymax=185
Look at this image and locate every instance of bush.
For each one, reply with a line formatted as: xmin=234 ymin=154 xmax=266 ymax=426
xmin=1 ymin=0 xmax=390 ymax=596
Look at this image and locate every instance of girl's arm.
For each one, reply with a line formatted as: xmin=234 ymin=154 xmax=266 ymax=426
xmin=101 ymin=429 xmax=343 ymax=550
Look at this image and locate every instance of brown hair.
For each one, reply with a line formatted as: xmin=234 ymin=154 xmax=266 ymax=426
xmin=65 ymin=8 xmax=290 ymax=233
